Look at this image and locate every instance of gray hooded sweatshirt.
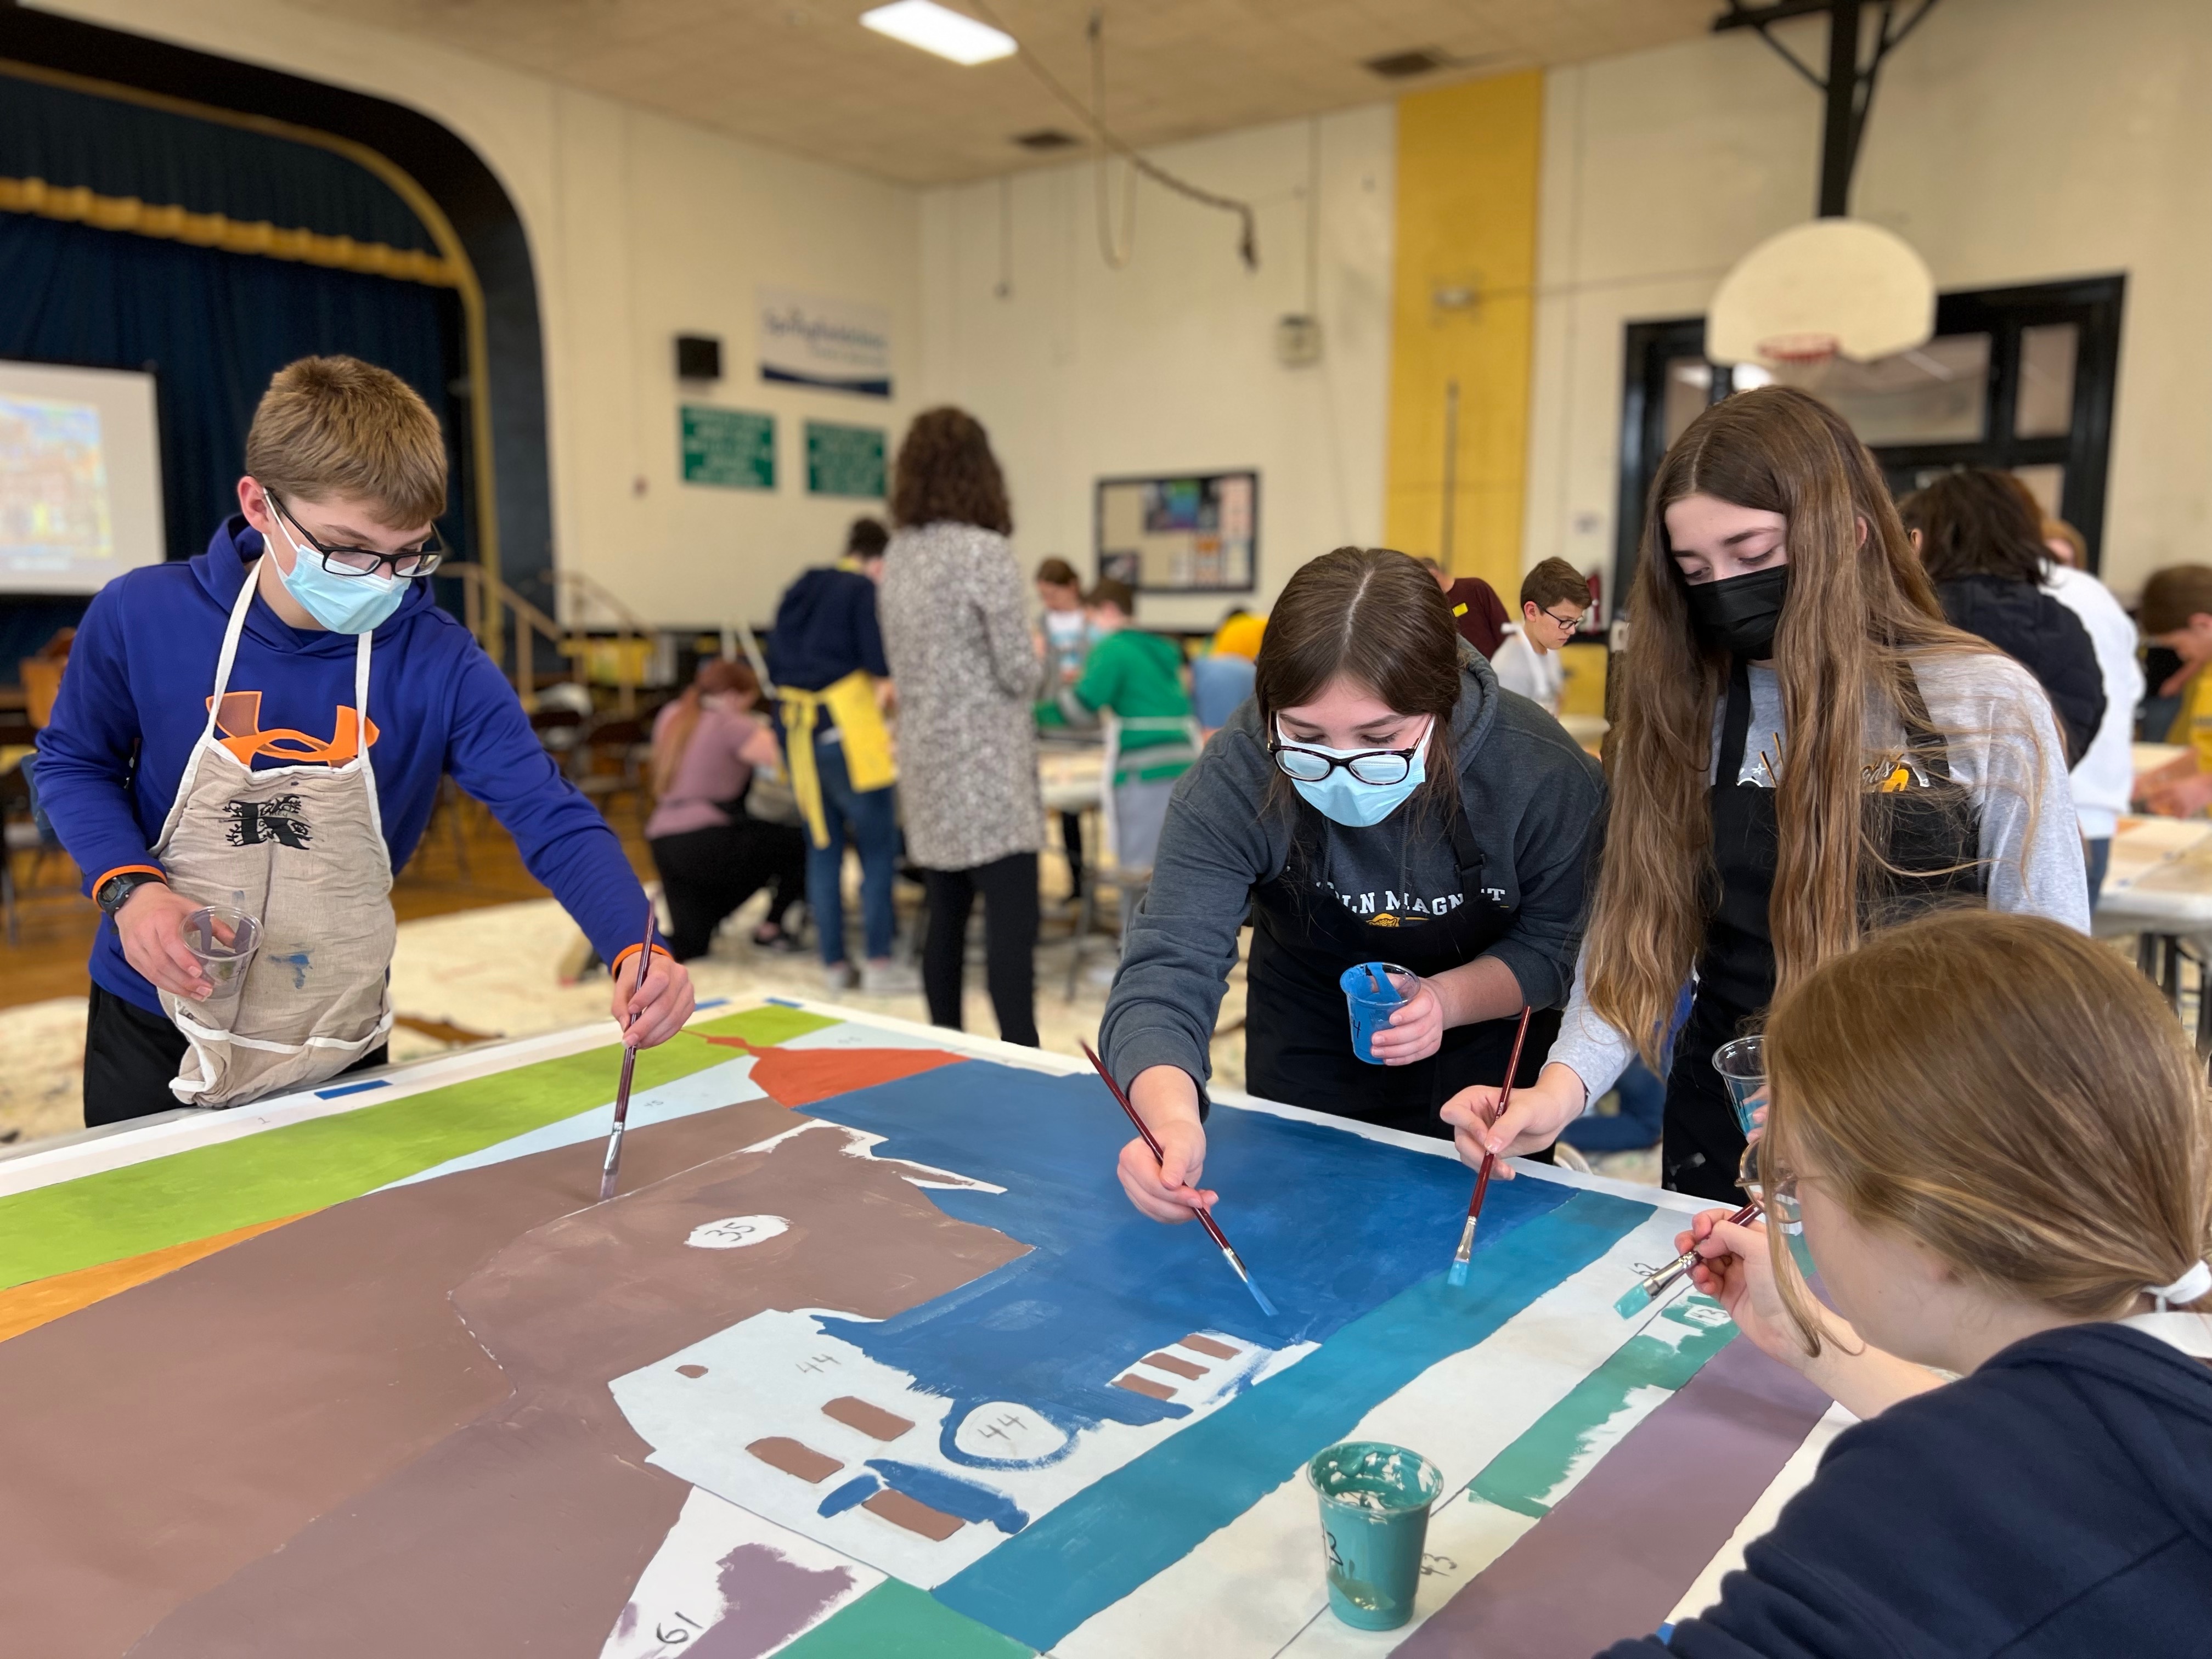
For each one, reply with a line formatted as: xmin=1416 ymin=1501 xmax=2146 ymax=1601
xmin=1100 ymin=647 xmax=1606 ymax=1093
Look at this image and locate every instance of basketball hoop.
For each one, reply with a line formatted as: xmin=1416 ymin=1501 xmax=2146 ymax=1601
xmin=1708 ymin=219 xmax=1934 ymax=375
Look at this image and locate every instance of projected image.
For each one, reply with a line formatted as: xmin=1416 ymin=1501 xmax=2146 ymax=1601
xmin=0 ymin=396 xmax=114 ymax=578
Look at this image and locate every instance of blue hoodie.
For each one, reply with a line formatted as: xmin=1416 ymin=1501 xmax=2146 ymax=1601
xmin=37 ymin=518 xmax=650 ymax=1014
xmin=1598 ymin=1321 xmax=2212 ymax=1659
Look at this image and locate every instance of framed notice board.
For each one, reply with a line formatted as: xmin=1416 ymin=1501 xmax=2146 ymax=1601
xmin=681 ymin=406 xmax=776 ymax=490
xmin=1094 ymin=470 xmax=1257 ymax=594
xmin=805 ymin=421 xmax=886 ymax=498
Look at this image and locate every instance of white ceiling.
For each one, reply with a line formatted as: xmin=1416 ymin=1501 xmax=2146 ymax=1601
xmin=281 ymin=0 xmax=1720 ymax=185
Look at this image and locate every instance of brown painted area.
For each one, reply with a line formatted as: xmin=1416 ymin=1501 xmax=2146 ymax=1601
xmin=822 ymin=1395 xmax=915 ymax=1441
xmin=1396 ymin=1335 xmax=1834 ymax=1659
xmin=1180 ymin=1333 xmax=1238 ymax=1359
xmin=747 ymin=1437 xmax=845 ymax=1485
xmin=676 ymin=1363 xmax=709 ymax=1379
xmin=695 ymin=1034 xmax=967 ymax=1106
xmin=0 ymin=1099 xmax=1029 ymax=1659
xmin=862 ymin=1489 xmax=964 ymax=1542
xmin=1114 ymin=1372 xmax=1177 ymax=1401
xmin=0 ymin=1212 xmax=306 ymax=1345
xmin=1141 ymin=1351 xmax=1209 ymax=1380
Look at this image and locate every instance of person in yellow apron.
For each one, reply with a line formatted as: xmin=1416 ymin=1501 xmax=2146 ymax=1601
xmin=38 ymin=355 xmax=694 ymax=1122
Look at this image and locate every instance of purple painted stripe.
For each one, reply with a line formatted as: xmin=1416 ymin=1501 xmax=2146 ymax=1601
xmin=1394 ymin=1335 xmax=1833 ymax=1658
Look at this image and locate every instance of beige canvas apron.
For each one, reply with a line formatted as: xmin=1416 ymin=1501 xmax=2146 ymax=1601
xmin=155 ymin=573 xmax=396 ymax=1107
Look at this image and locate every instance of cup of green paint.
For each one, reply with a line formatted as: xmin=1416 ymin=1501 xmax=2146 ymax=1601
xmin=1305 ymin=1439 xmax=1443 ymax=1630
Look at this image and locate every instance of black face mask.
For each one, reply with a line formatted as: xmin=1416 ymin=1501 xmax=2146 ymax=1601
xmin=1683 ymin=565 xmax=1790 ymax=659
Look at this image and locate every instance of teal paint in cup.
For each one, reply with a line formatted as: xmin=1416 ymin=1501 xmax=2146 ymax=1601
xmin=1306 ymin=1439 xmax=1443 ymax=1630
xmin=1339 ymin=962 xmax=1414 ymax=1065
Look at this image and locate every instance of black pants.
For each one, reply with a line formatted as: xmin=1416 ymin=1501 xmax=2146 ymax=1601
xmin=921 ymin=852 xmax=1039 ymax=1047
xmin=83 ymin=982 xmax=389 ymax=1127
xmin=1058 ymin=809 xmax=1086 ymax=899
xmin=649 ymin=818 xmax=808 ymax=963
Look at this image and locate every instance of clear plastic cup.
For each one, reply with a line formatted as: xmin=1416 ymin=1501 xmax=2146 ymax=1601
xmin=182 ymin=906 xmax=260 ymax=1003
xmin=1306 ymin=1440 xmax=1444 ymax=1630
xmin=1339 ymin=962 xmax=1415 ymax=1065
xmin=1713 ymin=1034 xmax=1767 ymax=1191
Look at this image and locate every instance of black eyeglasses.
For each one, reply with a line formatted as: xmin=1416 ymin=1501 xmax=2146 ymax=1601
xmin=1541 ymin=607 xmax=1586 ymax=633
xmin=266 ymin=490 xmax=444 ymax=579
xmin=1269 ymin=730 xmax=1425 ymax=786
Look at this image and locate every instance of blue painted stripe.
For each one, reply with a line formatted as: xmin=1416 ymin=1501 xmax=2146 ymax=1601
xmin=867 ymin=1459 xmax=1029 ymax=1533
xmin=313 ymin=1079 xmax=390 ymax=1099
xmin=818 ymin=1474 xmax=881 ymax=1517
xmin=931 ymin=1188 xmax=1653 ymax=1650
xmin=693 ymin=997 xmax=732 ymax=1011
xmin=766 ymin=997 xmax=804 ymax=1008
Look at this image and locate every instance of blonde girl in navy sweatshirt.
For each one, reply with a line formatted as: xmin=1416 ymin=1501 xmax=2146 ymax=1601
xmin=1601 ymin=909 xmax=2212 ymax=1659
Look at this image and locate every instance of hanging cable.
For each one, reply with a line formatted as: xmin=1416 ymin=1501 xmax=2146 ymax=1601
xmin=1090 ymin=11 xmax=1135 ymax=269
xmin=995 ymin=173 xmax=1015 ymax=297
xmin=966 ymin=0 xmax=1259 ymax=270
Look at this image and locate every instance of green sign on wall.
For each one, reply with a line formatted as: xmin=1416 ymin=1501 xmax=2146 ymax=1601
xmin=805 ymin=420 xmax=887 ymax=499
xmin=681 ymin=405 xmax=776 ymax=489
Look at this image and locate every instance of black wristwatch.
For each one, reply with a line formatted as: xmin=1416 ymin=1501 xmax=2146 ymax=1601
xmin=95 ymin=870 xmax=167 ymax=916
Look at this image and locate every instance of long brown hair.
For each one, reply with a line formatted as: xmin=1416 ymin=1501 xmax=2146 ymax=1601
xmin=1254 ymin=547 xmax=1463 ymax=819
xmin=1587 ymin=386 xmax=2000 ymax=1064
xmin=652 ymin=657 xmax=757 ymax=798
xmin=1896 ymin=468 xmax=2050 ymax=584
xmin=1760 ymin=910 xmax=2212 ymax=1354
xmin=890 ymin=407 xmax=1012 ymax=534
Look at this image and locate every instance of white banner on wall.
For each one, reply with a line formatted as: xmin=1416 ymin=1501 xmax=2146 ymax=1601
xmin=757 ymin=287 xmax=892 ymax=398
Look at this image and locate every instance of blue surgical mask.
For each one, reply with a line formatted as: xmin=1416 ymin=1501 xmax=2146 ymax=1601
xmin=272 ymin=519 xmax=408 ymax=634
xmin=1281 ymin=720 xmax=1431 ymax=827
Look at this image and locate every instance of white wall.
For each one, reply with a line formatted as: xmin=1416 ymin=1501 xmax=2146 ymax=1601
xmin=1525 ymin=0 xmax=2212 ymax=599
xmin=36 ymin=0 xmax=924 ymax=628
xmin=918 ymin=107 xmax=1396 ymax=631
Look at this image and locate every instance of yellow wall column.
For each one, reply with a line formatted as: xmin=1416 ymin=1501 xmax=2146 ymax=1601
xmin=1384 ymin=71 xmax=1544 ymax=600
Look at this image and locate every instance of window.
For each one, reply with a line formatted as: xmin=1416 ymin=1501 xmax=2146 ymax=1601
xmin=1615 ymin=275 xmax=2124 ymax=600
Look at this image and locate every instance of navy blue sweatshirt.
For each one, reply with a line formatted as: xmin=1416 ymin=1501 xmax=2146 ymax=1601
xmin=766 ymin=565 xmax=888 ymax=696
xmin=1599 ymin=1322 xmax=2212 ymax=1659
xmin=37 ymin=518 xmax=650 ymax=1013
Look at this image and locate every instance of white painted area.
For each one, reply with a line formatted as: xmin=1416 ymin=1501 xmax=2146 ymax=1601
xmin=1525 ymin=0 xmax=2212 ymax=597
xmin=687 ymin=1214 xmax=790 ymax=1250
xmin=1056 ymin=1207 xmax=1708 ymax=1658
xmin=600 ymin=1485 xmax=881 ymax=1659
xmin=1664 ymin=1401 xmax=1858 ymax=1627
xmin=954 ymin=1402 xmax=1069 ymax=1463
xmin=919 ymin=108 xmax=1396 ymax=629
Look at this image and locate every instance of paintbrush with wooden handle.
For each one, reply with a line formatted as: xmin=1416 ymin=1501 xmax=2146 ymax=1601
xmin=1447 ymin=1005 xmax=1534 ymax=1288
xmin=1081 ymin=1040 xmax=1277 ymax=1317
xmin=598 ymin=896 xmax=659 ymax=1203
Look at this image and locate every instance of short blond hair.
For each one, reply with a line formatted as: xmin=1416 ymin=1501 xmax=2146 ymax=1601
xmin=1760 ymin=910 xmax=2212 ymax=1355
xmin=244 ymin=356 xmax=447 ymax=528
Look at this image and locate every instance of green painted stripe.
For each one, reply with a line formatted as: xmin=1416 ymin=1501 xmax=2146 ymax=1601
xmin=0 ymin=1005 xmax=833 ymax=1289
xmin=1469 ymin=1296 xmax=1738 ymax=1519
xmin=778 ymin=1581 xmax=1032 ymax=1658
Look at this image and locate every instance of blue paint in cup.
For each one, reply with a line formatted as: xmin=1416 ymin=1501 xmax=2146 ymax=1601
xmin=1307 ymin=1439 xmax=1444 ymax=1630
xmin=1339 ymin=962 xmax=1413 ymax=1065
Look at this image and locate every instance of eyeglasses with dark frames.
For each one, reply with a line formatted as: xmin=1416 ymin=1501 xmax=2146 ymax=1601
xmin=1541 ymin=606 xmax=1587 ymax=633
xmin=266 ymin=489 xmax=444 ymax=579
xmin=1268 ymin=724 xmax=1428 ymax=787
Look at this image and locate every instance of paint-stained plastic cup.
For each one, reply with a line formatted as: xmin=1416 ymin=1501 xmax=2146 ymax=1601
xmin=1713 ymin=1034 xmax=1767 ymax=1192
xmin=1306 ymin=1440 xmax=1443 ymax=1630
xmin=182 ymin=906 xmax=260 ymax=1003
xmin=1340 ymin=963 xmax=1415 ymax=1065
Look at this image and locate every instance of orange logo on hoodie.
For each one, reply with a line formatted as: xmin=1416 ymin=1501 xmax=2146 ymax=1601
xmin=204 ymin=691 xmax=380 ymax=766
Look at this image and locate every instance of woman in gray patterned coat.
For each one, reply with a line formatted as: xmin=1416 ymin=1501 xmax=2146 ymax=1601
xmin=876 ymin=408 xmax=1046 ymax=1045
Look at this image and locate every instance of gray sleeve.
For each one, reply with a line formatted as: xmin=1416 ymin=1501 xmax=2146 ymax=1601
xmin=1480 ymin=742 xmax=1606 ymax=1012
xmin=1544 ymin=950 xmax=1637 ymax=1104
xmin=978 ymin=539 xmax=1046 ymax=701
xmin=1099 ymin=739 xmax=1280 ymax=1093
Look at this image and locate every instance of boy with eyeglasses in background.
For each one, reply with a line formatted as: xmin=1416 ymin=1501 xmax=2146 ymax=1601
xmin=1489 ymin=557 xmax=1590 ymax=718
xmin=38 ymin=355 xmax=692 ymax=1124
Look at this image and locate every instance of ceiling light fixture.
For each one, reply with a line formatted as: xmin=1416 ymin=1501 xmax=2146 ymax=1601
xmin=860 ymin=1 xmax=1015 ymax=66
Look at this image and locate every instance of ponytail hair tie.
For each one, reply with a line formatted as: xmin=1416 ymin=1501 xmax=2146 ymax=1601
xmin=2148 ymin=1260 xmax=2212 ymax=1311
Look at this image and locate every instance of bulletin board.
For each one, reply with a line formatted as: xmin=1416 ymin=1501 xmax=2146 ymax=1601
xmin=1094 ymin=471 xmax=1257 ymax=595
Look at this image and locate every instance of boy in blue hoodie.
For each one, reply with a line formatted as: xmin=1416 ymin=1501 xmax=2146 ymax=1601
xmin=39 ymin=356 xmax=693 ymax=1123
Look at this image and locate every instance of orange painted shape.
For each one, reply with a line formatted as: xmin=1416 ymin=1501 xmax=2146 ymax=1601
xmin=0 ymin=1213 xmax=306 ymax=1345
xmin=695 ymin=1035 xmax=966 ymax=1107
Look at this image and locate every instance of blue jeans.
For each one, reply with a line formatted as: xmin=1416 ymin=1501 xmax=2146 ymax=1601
xmin=1559 ymin=1057 xmax=1667 ymax=1152
xmin=2085 ymin=836 xmax=2109 ymax=912
xmin=806 ymin=735 xmax=900 ymax=965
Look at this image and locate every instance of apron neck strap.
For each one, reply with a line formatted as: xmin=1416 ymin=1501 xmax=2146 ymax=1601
xmin=204 ymin=567 xmax=262 ymax=743
xmin=1720 ymin=657 xmax=1757 ymax=779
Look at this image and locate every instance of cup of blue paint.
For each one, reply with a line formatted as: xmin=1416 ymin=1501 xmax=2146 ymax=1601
xmin=1340 ymin=963 xmax=1415 ymax=1065
xmin=1306 ymin=1439 xmax=1443 ymax=1630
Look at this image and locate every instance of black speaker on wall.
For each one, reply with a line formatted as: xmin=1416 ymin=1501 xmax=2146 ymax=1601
xmin=675 ymin=335 xmax=722 ymax=381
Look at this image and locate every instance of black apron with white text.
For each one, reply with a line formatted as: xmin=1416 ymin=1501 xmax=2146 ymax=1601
xmin=1662 ymin=660 xmax=1983 ymax=1198
xmin=1247 ymin=798 xmax=1559 ymax=1139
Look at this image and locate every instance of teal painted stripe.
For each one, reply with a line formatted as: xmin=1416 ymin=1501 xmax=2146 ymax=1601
xmin=932 ymin=1187 xmax=1655 ymax=1651
xmin=778 ymin=1581 xmax=1032 ymax=1657
xmin=1470 ymin=1295 xmax=1737 ymax=1519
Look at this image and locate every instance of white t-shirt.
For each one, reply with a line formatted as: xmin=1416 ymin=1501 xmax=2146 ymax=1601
xmin=2044 ymin=564 xmax=2144 ymax=842
xmin=1491 ymin=625 xmax=1565 ymax=715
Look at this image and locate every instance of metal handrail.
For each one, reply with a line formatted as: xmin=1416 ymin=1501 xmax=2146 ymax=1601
xmin=439 ymin=562 xmax=645 ymax=714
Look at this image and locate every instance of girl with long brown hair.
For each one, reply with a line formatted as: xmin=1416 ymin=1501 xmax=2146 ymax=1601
xmin=1099 ymin=546 xmax=1604 ymax=1223
xmin=1450 ymin=387 xmax=2086 ymax=1201
xmin=1599 ymin=909 xmax=2211 ymax=1657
